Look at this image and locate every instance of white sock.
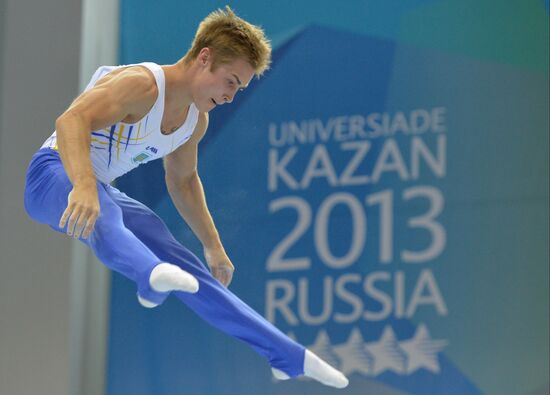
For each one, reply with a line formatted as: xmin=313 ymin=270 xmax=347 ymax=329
xmin=150 ymin=262 xmax=199 ymax=293
xmin=271 ymin=368 xmax=291 ymax=381
xmin=271 ymin=350 xmax=349 ymax=389
xmin=303 ymin=349 xmax=349 ymax=388
xmin=137 ymin=294 xmax=158 ymax=308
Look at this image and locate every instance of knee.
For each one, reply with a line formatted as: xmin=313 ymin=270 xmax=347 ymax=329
xmin=23 ymin=170 xmax=70 ymax=226
xmin=93 ymin=200 xmax=125 ymax=232
xmin=23 ymin=184 xmax=47 ymax=224
xmin=23 ymin=192 xmax=35 ymax=220
xmin=126 ymin=209 xmax=164 ymax=230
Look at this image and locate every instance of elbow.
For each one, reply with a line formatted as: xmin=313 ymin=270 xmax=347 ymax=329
xmin=55 ymin=109 xmax=88 ymax=132
xmin=55 ymin=109 xmax=75 ymax=129
xmin=55 ymin=114 xmax=67 ymax=131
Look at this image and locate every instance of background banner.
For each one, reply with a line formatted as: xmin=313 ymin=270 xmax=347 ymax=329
xmin=109 ymin=4 xmax=549 ymax=395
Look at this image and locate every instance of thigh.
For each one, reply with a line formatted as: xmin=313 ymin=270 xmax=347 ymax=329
xmin=24 ymin=149 xmax=76 ymax=228
xmin=24 ymin=149 xmax=126 ymax=237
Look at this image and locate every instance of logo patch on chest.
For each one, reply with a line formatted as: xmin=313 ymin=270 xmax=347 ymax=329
xmin=132 ymin=151 xmax=152 ymax=163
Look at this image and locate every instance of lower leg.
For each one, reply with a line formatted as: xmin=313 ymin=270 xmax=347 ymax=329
xmin=174 ymin=257 xmax=348 ymax=388
xmin=83 ymin=192 xmax=198 ymax=305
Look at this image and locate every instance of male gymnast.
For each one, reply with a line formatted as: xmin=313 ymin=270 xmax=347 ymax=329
xmin=24 ymin=6 xmax=348 ymax=389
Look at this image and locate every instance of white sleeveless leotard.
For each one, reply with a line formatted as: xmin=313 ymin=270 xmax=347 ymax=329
xmin=41 ymin=62 xmax=199 ymax=184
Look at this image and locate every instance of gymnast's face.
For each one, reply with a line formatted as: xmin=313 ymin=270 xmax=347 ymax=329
xmin=192 ymin=48 xmax=255 ymax=112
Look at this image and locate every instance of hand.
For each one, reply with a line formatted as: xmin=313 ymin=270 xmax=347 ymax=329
xmin=59 ymin=182 xmax=100 ymax=239
xmin=204 ymin=247 xmax=235 ymax=287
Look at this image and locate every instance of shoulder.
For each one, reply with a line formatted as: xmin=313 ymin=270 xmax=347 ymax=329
xmin=95 ymin=65 xmax=158 ymax=97
xmin=124 ymin=66 xmax=158 ymax=94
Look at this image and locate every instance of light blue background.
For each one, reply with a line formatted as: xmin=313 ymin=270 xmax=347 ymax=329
xmin=108 ymin=2 xmax=549 ymax=395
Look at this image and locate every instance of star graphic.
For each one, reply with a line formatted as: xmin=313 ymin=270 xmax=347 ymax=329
xmin=332 ymin=328 xmax=374 ymax=376
xmin=365 ymin=326 xmax=407 ymax=375
xmin=308 ymin=329 xmax=341 ymax=369
xmin=400 ymin=323 xmax=448 ymax=374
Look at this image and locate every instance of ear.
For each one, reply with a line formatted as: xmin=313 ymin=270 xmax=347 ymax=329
xmin=197 ymin=47 xmax=211 ymax=67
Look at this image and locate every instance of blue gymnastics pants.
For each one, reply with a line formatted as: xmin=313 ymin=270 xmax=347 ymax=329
xmin=24 ymin=148 xmax=305 ymax=377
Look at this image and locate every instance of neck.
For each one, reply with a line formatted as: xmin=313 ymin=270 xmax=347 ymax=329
xmin=162 ymin=60 xmax=196 ymax=110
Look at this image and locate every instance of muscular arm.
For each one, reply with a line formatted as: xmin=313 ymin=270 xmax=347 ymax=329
xmin=164 ymin=113 xmax=235 ymax=286
xmin=55 ymin=67 xmax=158 ymax=238
xmin=163 ymin=112 xmax=220 ymax=248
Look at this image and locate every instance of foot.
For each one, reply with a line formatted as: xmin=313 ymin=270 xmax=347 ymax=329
xmin=303 ymin=349 xmax=348 ymax=388
xmin=150 ymin=262 xmax=199 ymax=293
xmin=137 ymin=263 xmax=199 ymax=308
xmin=272 ymin=350 xmax=349 ymax=388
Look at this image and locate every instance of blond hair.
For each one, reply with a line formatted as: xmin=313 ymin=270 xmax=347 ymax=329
xmin=183 ymin=6 xmax=272 ymax=77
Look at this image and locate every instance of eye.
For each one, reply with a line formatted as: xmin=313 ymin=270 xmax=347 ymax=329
xmin=227 ymin=79 xmax=234 ymax=86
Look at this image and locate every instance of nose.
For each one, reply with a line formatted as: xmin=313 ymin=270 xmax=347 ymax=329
xmin=223 ymin=93 xmax=234 ymax=104
xmin=224 ymin=86 xmax=239 ymax=104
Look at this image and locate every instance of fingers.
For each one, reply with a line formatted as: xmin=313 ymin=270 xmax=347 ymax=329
xmin=59 ymin=190 xmax=100 ymax=240
xmin=212 ymin=267 xmax=223 ymax=285
xmin=213 ymin=267 xmax=225 ymax=286
xmin=66 ymin=207 xmax=81 ymax=237
xmin=227 ymin=267 xmax=234 ymax=287
xmin=213 ymin=266 xmax=234 ymax=287
xmin=82 ymin=212 xmax=99 ymax=239
xmin=73 ymin=208 xmax=98 ymax=239
xmin=220 ymin=268 xmax=232 ymax=287
xmin=59 ymin=205 xmax=73 ymax=229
